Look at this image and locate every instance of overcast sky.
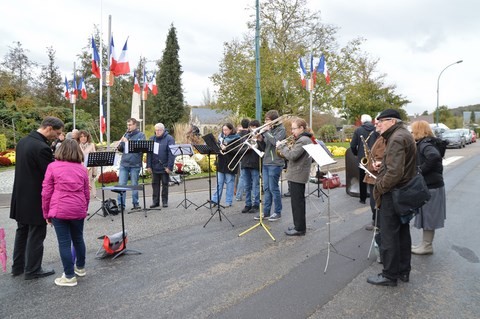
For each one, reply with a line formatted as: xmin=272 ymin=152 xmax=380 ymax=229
xmin=1 ymin=0 xmax=478 ymax=116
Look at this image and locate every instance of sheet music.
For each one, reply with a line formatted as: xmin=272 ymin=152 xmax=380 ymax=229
xmin=154 ymin=142 xmax=159 ymax=155
xmin=303 ymin=143 xmax=336 ymax=167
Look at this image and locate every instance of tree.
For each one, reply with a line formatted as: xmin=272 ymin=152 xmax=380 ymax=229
xmin=470 ymin=110 xmax=476 ymax=125
xmin=151 ymin=24 xmax=186 ymax=131
xmin=1 ymin=41 xmax=37 ymax=97
xmin=36 ymin=46 xmax=63 ymax=107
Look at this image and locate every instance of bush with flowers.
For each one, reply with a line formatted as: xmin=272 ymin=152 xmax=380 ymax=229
xmin=0 ymin=150 xmax=15 ymax=166
xmin=174 ymin=155 xmax=202 ymax=175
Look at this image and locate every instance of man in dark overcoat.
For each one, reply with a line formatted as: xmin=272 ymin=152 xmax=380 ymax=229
xmin=10 ymin=116 xmax=64 ymax=280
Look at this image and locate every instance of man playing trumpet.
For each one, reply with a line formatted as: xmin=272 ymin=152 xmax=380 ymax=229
xmin=276 ymin=118 xmax=313 ymax=236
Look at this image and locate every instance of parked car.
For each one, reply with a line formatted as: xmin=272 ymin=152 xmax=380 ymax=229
xmin=442 ymin=130 xmax=466 ymax=149
xmin=471 ymin=130 xmax=477 ymax=143
xmin=455 ymin=128 xmax=472 ymax=144
xmin=430 ymin=124 xmax=449 ymax=138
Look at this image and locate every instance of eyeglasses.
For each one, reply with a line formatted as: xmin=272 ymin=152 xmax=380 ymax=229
xmin=291 ymin=127 xmax=300 ymax=130
xmin=377 ymin=118 xmax=393 ymax=123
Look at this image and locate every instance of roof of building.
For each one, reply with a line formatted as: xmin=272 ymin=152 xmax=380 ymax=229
xmin=191 ymin=108 xmax=232 ymax=125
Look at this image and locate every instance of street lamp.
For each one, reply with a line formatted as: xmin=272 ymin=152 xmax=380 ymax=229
xmin=436 ymin=60 xmax=463 ymax=125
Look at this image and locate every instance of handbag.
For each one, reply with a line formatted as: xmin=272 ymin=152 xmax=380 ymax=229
xmin=322 ymin=174 xmax=341 ymax=189
xmin=391 ymin=171 xmax=431 ymax=216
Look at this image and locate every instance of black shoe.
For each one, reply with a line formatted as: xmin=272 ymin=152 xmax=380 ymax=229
xmin=249 ymin=206 xmax=259 ymax=214
xmin=241 ymin=206 xmax=252 ymax=213
xmin=283 ymin=192 xmax=291 ymax=197
xmin=150 ymin=204 xmax=160 ymax=208
xmin=25 ymin=268 xmax=55 ymax=280
xmin=285 ymin=228 xmax=306 ymax=236
xmin=367 ymin=274 xmax=397 ymax=287
xmin=399 ymin=273 xmax=410 ymax=283
xmin=131 ymin=205 xmax=142 ymax=211
xmin=359 ymin=199 xmax=366 ymax=204
xmin=11 ymin=270 xmax=24 ymax=277
xmin=162 ymin=203 xmax=168 ymax=208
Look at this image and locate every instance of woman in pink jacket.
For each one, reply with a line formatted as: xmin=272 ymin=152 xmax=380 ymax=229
xmin=42 ymin=139 xmax=90 ymax=287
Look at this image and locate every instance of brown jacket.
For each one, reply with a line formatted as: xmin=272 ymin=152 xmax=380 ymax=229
xmin=373 ymin=123 xmax=416 ymax=208
xmin=363 ymin=136 xmax=386 ymax=185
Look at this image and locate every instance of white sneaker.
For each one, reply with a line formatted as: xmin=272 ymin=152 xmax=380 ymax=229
xmin=74 ymin=266 xmax=86 ymax=277
xmin=55 ymin=274 xmax=77 ymax=287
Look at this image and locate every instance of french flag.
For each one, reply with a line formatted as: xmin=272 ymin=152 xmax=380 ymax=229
xmin=73 ymin=73 xmax=78 ymax=97
xmin=110 ymin=37 xmax=117 ymax=73
xmin=143 ymin=69 xmax=148 ymax=96
xmin=79 ymin=77 xmax=87 ymax=99
xmin=91 ymin=37 xmax=101 ymax=79
xmin=64 ymin=76 xmax=70 ymax=100
xmin=148 ymin=73 xmax=158 ymax=96
xmin=299 ymin=57 xmax=307 ymax=89
xmin=133 ymin=71 xmax=141 ymax=94
xmin=316 ymin=54 xmax=331 ymax=85
xmin=112 ymin=38 xmax=130 ymax=76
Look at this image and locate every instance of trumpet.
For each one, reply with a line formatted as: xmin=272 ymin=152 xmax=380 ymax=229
xmin=360 ymin=132 xmax=374 ymax=167
xmin=276 ymin=135 xmax=295 ymax=158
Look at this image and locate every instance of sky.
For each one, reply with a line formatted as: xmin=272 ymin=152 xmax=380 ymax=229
xmin=1 ymin=0 xmax=478 ymax=116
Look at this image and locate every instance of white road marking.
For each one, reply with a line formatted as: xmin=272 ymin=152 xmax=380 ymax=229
xmin=443 ymin=156 xmax=463 ymax=166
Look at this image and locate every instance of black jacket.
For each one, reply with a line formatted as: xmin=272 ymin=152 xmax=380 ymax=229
xmin=350 ymin=122 xmax=378 ymax=160
xmin=417 ymin=137 xmax=444 ymax=189
xmin=146 ymin=131 xmax=175 ymax=173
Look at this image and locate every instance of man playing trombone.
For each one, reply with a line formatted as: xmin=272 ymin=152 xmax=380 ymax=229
xmin=254 ymin=110 xmax=286 ymax=221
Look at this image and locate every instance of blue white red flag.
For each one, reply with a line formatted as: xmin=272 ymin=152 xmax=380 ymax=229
xmin=73 ymin=73 xmax=78 ymax=97
xmin=299 ymin=57 xmax=307 ymax=89
xmin=110 ymin=36 xmax=117 ymax=73
xmin=148 ymin=73 xmax=158 ymax=96
xmin=143 ymin=69 xmax=148 ymax=96
xmin=91 ymin=37 xmax=101 ymax=79
xmin=79 ymin=77 xmax=87 ymax=99
xmin=113 ymin=38 xmax=130 ymax=76
xmin=64 ymin=76 xmax=70 ymax=100
xmin=316 ymin=54 xmax=331 ymax=85
xmin=133 ymin=71 xmax=141 ymax=94
xmin=100 ymin=101 xmax=106 ymax=134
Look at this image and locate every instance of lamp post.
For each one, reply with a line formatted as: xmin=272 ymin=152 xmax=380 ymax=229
xmin=436 ymin=60 xmax=463 ymax=125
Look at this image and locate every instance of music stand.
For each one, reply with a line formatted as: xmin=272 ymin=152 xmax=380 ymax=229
xmin=125 ymin=140 xmax=153 ymax=217
xmin=102 ymin=185 xmax=142 ymax=259
xmin=307 ymin=164 xmax=328 ymax=201
xmin=201 ymin=133 xmax=233 ymax=228
xmin=169 ymin=144 xmax=199 ymax=209
xmin=194 ymin=143 xmax=217 ymax=211
xmin=303 ymin=144 xmax=355 ymax=273
xmin=87 ymin=151 xmax=117 ymax=221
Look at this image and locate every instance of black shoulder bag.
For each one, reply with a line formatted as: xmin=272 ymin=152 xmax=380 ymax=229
xmin=391 ymin=168 xmax=431 ymax=216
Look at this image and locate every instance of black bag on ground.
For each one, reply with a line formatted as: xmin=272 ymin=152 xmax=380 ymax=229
xmin=391 ymin=173 xmax=431 ymax=216
xmin=102 ymin=198 xmax=120 ymax=216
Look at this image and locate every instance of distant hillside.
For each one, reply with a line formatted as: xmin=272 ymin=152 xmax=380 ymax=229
xmin=449 ymin=104 xmax=480 ymax=116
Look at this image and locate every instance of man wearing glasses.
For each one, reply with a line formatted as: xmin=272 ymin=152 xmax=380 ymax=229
xmin=117 ymin=118 xmax=146 ymax=210
xmin=146 ymin=123 xmax=175 ymax=208
xmin=10 ymin=116 xmax=64 ymax=280
xmin=367 ymin=109 xmax=416 ymax=287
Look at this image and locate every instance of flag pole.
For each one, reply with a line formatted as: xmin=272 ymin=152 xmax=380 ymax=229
xmin=73 ymin=62 xmax=77 ymax=130
xmin=106 ymin=15 xmax=112 ymax=150
xmin=99 ymin=9 xmax=104 ymax=144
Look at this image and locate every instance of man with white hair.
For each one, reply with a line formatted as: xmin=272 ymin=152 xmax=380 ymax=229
xmin=350 ymin=114 xmax=378 ymax=220
xmin=146 ymin=123 xmax=175 ymax=208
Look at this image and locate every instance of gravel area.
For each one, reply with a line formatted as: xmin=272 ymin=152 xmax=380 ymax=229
xmin=0 ymin=168 xmax=15 ymax=194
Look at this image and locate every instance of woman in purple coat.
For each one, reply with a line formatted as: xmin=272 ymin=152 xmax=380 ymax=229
xmin=42 ymin=139 xmax=90 ymax=287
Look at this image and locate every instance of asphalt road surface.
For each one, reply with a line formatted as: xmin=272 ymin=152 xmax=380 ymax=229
xmin=1 ymin=144 xmax=479 ymax=319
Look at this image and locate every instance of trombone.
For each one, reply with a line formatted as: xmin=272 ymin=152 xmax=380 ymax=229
xmin=227 ymin=137 xmax=264 ymax=171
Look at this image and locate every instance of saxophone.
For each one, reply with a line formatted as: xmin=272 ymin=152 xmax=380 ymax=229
xmin=360 ymin=132 xmax=374 ymax=167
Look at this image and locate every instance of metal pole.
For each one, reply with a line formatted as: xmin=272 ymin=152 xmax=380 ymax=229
xmin=436 ymin=60 xmax=463 ymax=125
xmin=73 ymin=62 xmax=76 ymax=130
xmin=255 ymin=0 xmax=262 ymax=121
xmin=106 ymin=15 xmax=112 ymax=150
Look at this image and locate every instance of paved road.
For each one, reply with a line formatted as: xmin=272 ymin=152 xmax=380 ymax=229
xmin=1 ymin=146 xmax=479 ymax=319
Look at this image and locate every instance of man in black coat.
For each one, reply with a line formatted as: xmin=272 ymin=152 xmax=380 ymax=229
xmin=350 ymin=114 xmax=378 ymax=206
xmin=10 ymin=116 xmax=64 ymax=280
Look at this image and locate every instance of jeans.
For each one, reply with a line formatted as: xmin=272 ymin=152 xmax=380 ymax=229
xmin=242 ymin=168 xmax=260 ymax=207
xmin=52 ymin=218 xmax=86 ymax=278
xmin=212 ymin=172 xmax=235 ymax=206
xmin=117 ymin=166 xmax=141 ymax=207
xmin=235 ymin=169 xmax=245 ymax=200
xmin=263 ymin=165 xmax=282 ymax=216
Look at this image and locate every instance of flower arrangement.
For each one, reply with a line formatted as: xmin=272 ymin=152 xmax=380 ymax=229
xmin=98 ymin=171 xmax=119 ymax=184
xmin=174 ymin=155 xmax=201 ymax=175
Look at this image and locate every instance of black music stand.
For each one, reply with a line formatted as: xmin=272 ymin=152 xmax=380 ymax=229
xmin=307 ymin=164 xmax=328 ymax=201
xmin=125 ymin=140 xmax=152 ymax=217
xmin=169 ymin=144 xmax=199 ymax=209
xmin=102 ymin=185 xmax=142 ymax=259
xmin=201 ymin=133 xmax=233 ymax=228
xmin=87 ymin=151 xmax=117 ymax=221
xmin=194 ymin=143 xmax=217 ymax=211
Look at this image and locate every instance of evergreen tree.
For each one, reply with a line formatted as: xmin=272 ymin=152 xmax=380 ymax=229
xmin=36 ymin=46 xmax=63 ymax=107
xmin=152 ymin=24 xmax=186 ymax=132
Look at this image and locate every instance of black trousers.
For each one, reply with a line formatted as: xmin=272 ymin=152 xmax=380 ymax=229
xmin=152 ymin=172 xmax=170 ymax=205
xmin=379 ymin=192 xmax=411 ymax=280
xmin=12 ymin=222 xmax=47 ymax=274
xmin=290 ymin=181 xmax=306 ymax=232
xmin=368 ymin=184 xmax=377 ymax=222
xmin=358 ymin=168 xmax=367 ymax=202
